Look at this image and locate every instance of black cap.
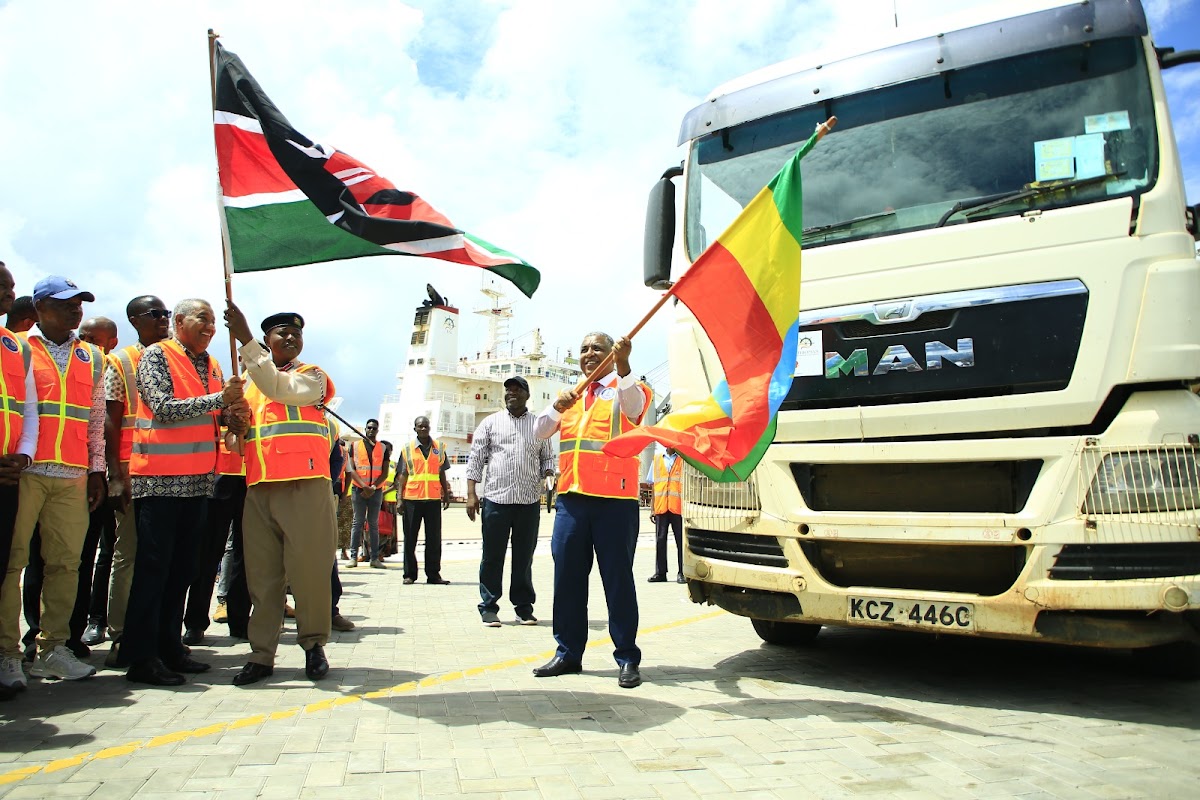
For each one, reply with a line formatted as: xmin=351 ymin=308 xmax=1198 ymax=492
xmin=260 ymin=312 xmax=305 ymax=334
xmin=503 ymin=375 xmax=529 ymax=392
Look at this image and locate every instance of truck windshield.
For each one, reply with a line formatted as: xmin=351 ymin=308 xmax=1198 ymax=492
xmin=686 ymin=37 xmax=1157 ymax=258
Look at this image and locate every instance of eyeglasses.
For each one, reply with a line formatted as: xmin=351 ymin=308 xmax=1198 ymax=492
xmin=135 ymin=309 xmax=172 ymax=320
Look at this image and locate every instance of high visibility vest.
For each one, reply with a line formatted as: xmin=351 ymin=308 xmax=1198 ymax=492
xmin=0 ymin=326 xmax=31 ymax=456
xmin=652 ymin=454 xmax=683 ymax=515
xmin=129 ymin=339 xmax=224 ymax=477
xmin=28 ymin=335 xmax=103 ymax=468
xmin=243 ymin=364 xmax=334 ymax=487
xmin=382 ymin=462 xmax=397 ymax=502
xmin=557 ymin=376 xmax=651 ymax=499
xmin=402 ymin=439 xmax=443 ymax=500
xmin=351 ymin=439 xmax=384 ymax=487
xmin=108 ymin=343 xmax=145 ymax=463
xmin=216 ymin=429 xmax=246 ymax=477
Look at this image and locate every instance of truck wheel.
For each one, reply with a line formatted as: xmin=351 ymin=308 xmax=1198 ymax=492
xmin=1131 ymin=640 xmax=1200 ymax=680
xmin=751 ymin=618 xmax=821 ymax=646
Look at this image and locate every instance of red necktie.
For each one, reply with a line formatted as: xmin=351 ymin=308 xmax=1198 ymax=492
xmin=585 ymin=381 xmax=603 ymax=411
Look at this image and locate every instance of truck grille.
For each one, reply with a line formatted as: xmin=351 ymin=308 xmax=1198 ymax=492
xmin=1050 ymin=543 xmax=1200 ymax=580
xmin=798 ymin=540 xmax=1026 ymax=595
xmin=682 ymin=462 xmax=760 ymax=526
xmin=687 ymin=529 xmax=787 ymax=568
xmin=792 ymin=460 xmax=1042 ymax=513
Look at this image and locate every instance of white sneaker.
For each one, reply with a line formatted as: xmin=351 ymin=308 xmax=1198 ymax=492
xmin=29 ymin=645 xmax=97 ymax=681
xmin=0 ymin=655 xmax=26 ymax=691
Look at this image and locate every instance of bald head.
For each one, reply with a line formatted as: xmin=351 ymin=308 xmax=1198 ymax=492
xmin=79 ymin=316 xmax=119 ymax=354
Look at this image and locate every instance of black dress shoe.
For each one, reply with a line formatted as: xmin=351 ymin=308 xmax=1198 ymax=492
xmin=181 ymin=628 xmax=204 ymax=646
xmin=233 ymin=662 xmax=274 ymax=686
xmin=304 ymin=644 xmax=329 ymax=680
xmin=427 ymin=577 xmax=450 ymax=585
xmin=618 ymin=663 xmax=642 ymax=689
xmin=227 ymin=628 xmax=249 ymax=640
xmin=647 ymin=574 xmax=667 ymax=583
xmin=165 ymin=656 xmax=211 ymax=674
xmin=126 ymin=659 xmax=186 ymax=687
xmin=676 ymin=573 xmax=686 ymax=584
xmin=81 ymin=623 xmax=105 ymax=646
xmin=532 ymin=656 xmax=582 ymax=678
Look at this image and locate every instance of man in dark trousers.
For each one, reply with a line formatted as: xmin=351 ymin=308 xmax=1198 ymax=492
xmin=647 ymin=447 xmax=685 ymax=584
xmin=398 ymin=416 xmax=451 ymax=585
xmin=533 ymin=332 xmax=652 ymax=689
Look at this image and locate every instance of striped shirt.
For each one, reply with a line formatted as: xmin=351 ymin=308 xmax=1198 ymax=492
xmin=465 ymin=409 xmax=555 ymax=505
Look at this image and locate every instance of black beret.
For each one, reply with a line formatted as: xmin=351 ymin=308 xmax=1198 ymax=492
xmin=261 ymin=312 xmax=305 ymax=334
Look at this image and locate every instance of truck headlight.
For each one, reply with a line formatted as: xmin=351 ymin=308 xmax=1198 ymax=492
xmin=1082 ymin=448 xmax=1200 ymax=514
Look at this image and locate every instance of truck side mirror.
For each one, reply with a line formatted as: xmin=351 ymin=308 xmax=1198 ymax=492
xmin=644 ymin=166 xmax=683 ymax=289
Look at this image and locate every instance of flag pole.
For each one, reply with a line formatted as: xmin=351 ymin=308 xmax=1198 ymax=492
xmin=207 ymin=28 xmax=239 ymax=374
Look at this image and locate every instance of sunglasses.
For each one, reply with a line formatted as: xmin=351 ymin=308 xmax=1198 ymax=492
xmin=136 ymin=309 xmax=172 ymax=320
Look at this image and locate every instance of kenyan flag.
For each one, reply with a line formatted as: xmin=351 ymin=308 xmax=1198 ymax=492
xmin=213 ymin=43 xmax=540 ymax=298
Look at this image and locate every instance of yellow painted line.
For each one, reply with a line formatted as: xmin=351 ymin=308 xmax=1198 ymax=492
xmin=0 ymin=608 xmax=725 ymax=787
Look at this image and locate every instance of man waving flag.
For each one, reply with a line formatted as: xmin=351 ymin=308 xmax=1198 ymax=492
xmin=213 ymin=42 xmax=540 ymax=298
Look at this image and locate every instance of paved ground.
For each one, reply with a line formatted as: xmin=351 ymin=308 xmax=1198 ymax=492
xmin=0 ymin=508 xmax=1197 ymax=798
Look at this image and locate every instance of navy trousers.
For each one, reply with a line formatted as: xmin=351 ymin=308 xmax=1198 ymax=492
xmin=478 ymin=499 xmax=539 ymax=619
xmin=550 ymin=493 xmax=640 ymax=667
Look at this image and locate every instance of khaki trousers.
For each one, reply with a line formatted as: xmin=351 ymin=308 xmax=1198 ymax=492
xmin=106 ymin=503 xmax=137 ymax=637
xmin=0 ymin=473 xmax=88 ymax=657
xmin=243 ymin=477 xmax=335 ymax=665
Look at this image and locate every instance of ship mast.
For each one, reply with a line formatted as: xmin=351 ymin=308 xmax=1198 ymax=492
xmin=475 ymin=282 xmax=513 ymax=358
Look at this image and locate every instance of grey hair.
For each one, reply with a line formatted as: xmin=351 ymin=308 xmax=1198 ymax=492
xmin=583 ymin=331 xmax=614 ymax=349
xmin=172 ymin=299 xmax=212 ymax=334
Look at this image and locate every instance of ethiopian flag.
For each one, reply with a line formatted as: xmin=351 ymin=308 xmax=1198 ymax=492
xmin=604 ymin=127 xmax=823 ymax=481
xmin=213 ymin=42 xmax=540 ymax=298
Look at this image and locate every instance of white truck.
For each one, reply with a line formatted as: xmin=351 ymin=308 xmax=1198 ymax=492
xmin=644 ymin=0 xmax=1200 ymax=675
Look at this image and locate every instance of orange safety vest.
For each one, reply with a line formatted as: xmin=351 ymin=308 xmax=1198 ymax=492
xmin=28 ymin=335 xmax=103 ymax=468
xmin=557 ymin=376 xmax=651 ymax=499
xmin=108 ymin=343 xmax=145 ymax=463
xmin=351 ymin=439 xmax=384 ymax=487
xmin=652 ymin=453 xmax=683 ymax=515
xmin=129 ymin=339 xmax=224 ymax=477
xmin=243 ymin=365 xmax=334 ymax=487
xmin=216 ymin=428 xmax=246 ymax=477
xmin=401 ymin=438 xmax=443 ymax=500
xmin=0 ymin=326 xmax=31 ymax=456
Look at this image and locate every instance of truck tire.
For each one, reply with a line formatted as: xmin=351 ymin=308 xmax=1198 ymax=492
xmin=751 ymin=618 xmax=821 ymax=646
xmin=1131 ymin=640 xmax=1200 ymax=680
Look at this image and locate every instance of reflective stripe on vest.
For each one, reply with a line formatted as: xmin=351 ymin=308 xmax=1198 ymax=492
xmin=557 ymin=376 xmax=651 ymax=499
xmin=28 ymin=336 xmax=101 ymax=468
xmin=652 ymin=454 xmax=683 ymax=515
xmin=111 ymin=344 xmax=143 ymax=463
xmin=402 ymin=439 xmax=442 ymax=500
xmin=128 ymin=339 xmax=223 ymax=477
xmin=0 ymin=327 xmax=30 ymax=456
xmin=244 ymin=364 xmax=335 ymax=486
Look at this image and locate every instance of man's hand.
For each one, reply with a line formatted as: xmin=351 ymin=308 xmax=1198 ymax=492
xmin=360 ymin=485 xmax=375 ymax=499
xmin=224 ymin=300 xmax=254 ymax=346
xmin=221 ymin=376 xmax=244 ymax=407
xmin=0 ymin=454 xmax=28 ymax=486
xmin=613 ymin=336 xmax=632 ymax=376
xmin=87 ymin=472 xmax=107 ymax=512
xmin=442 ymin=495 xmax=450 ymax=511
xmin=553 ymin=387 xmax=581 ymax=414
xmin=466 ymin=491 xmax=480 ymax=522
xmin=226 ymin=399 xmax=251 ymax=436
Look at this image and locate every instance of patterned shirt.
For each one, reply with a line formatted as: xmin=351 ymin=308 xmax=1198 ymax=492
xmin=103 ymin=340 xmax=144 ymax=404
xmin=25 ymin=329 xmax=106 ymax=480
xmin=130 ymin=338 xmax=225 ymax=499
xmin=465 ymin=409 xmax=555 ymax=505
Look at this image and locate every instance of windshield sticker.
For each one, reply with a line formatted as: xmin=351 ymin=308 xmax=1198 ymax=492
xmin=1073 ymin=133 xmax=1107 ymax=180
xmin=794 ymin=330 xmax=823 ymax=377
xmin=1084 ymin=110 xmax=1130 ymax=134
xmin=1034 ymin=137 xmax=1076 ymax=182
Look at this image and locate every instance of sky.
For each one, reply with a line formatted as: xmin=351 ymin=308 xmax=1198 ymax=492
xmin=1 ymin=0 xmax=1198 ymax=426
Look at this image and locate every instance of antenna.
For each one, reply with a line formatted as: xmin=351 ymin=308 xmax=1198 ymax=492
xmin=893 ymin=0 xmax=899 ymax=28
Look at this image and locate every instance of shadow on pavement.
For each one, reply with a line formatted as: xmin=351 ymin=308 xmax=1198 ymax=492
xmin=0 ymin=671 xmax=135 ymax=752
xmin=653 ymin=625 xmax=1200 ymax=731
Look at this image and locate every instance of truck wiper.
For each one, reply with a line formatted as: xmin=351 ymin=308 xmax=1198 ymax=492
xmin=803 ymin=209 xmax=896 ymax=239
xmin=936 ymin=173 xmax=1116 ymax=228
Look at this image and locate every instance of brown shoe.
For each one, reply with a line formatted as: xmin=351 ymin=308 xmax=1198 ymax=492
xmin=284 ymin=604 xmax=296 ymax=619
xmin=339 ymin=549 xmax=349 ymax=561
xmin=331 ymin=615 xmax=356 ymax=632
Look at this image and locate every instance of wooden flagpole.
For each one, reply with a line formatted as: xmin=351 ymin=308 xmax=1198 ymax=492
xmin=207 ymin=28 xmax=239 ymax=374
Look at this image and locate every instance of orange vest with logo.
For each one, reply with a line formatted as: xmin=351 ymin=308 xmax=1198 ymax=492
xmin=351 ymin=439 xmax=384 ymax=487
xmin=402 ymin=439 xmax=443 ymax=500
xmin=0 ymin=326 xmax=31 ymax=456
xmin=108 ymin=343 xmax=145 ymax=463
xmin=557 ymin=376 xmax=651 ymax=499
xmin=652 ymin=454 xmax=683 ymax=515
xmin=28 ymin=335 xmax=103 ymax=468
xmin=243 ymin=364 xmax=334 ymax=487
xmin=129 ymin=339 xmax=224 ymax=477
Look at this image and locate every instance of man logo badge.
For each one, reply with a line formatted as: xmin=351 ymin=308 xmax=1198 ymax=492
xmin=1 ymin=336 xmax=17 ymax=354
xmin=74 ymin=347 xmax=91 ymax=363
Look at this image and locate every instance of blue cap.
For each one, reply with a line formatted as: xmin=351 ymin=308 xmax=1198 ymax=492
xmin=32 ymin=275 xmax=95 ymax=303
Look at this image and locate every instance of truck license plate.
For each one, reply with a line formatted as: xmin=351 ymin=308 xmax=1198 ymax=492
xmin=847 ymin=596 xmax=975 ymax=631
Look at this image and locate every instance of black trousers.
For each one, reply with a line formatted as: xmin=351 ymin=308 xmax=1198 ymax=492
xmin=402 ymin=500 xmax=443 ymax=581
xmin=23 ymin=505 xmax=113 ymax=648
xmin=120 ymin=496 xmax=206 ymax=666
xmin=477 ymin=500 xmax=539 ymax=618
xmin=654 ymin=512 xmax=683 ymax=577
xmin=184 ymin=488 xmax=242 ymax=632
xmin=0 ymin=484 xmax=16 ymax=591
xmin=207 ymin=478 xmax=249 ymax=636
xmin=86 ymin=511 xmax=118 ymax=627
